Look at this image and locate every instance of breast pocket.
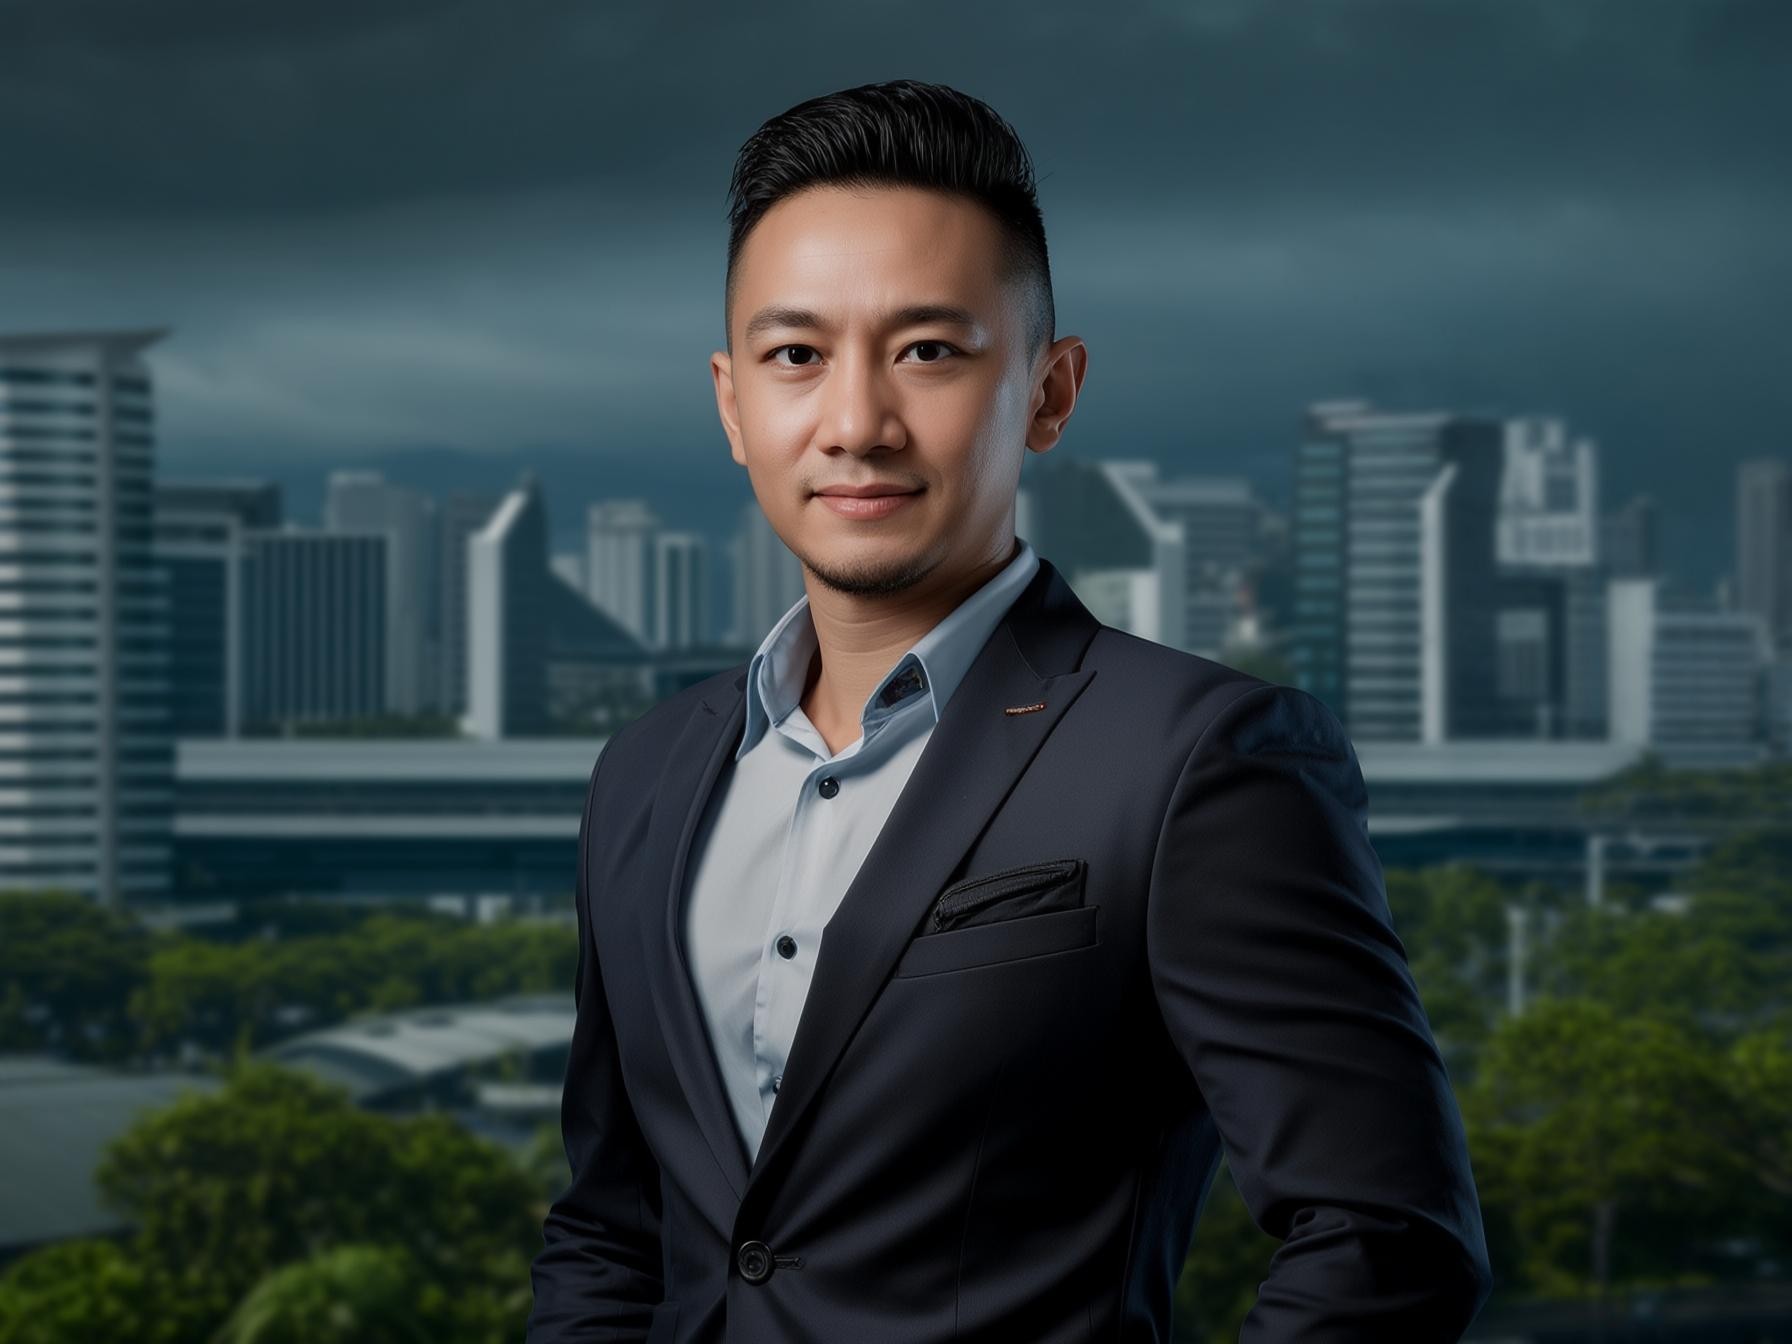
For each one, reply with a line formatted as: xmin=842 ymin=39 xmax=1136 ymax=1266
xmin=890 ymin=903 xmax=1100 ymax=978
xmin=927 ymin=857 xmax=1087 ymax=932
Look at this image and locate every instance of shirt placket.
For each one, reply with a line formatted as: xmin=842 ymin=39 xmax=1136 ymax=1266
xmin=752 ymin=723 xmax=863 ymax=1124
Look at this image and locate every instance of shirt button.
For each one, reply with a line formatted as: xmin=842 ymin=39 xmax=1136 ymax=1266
xmin=772 ymin=1074 xmax=782 ymax=1093
xmin=776 ymin=935 xmax=797 ymax=959
xmin=817 ymin=775 xmax=840 ymax=798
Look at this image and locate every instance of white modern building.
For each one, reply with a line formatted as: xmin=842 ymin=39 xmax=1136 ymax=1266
xmin=436 ymin=490 xmax=501 ymax=717
xmin=1608 ymin=577 xmax=1772 ymax=767
xmin=1023 ymin=456 xmax=1187 ymax=648
xmin=1301 ymin=402 xmax=1610 ymax=744
xmin=729 ymin=499 xmax=804 ymax=647
xmin=1294 ymin=400 xmax=1454 ymax=739
xmin=585 ymin=499 xmax=659 ymax=645
xmin=1496 ymin=416 xmax=1599 ymax=567
xmin=465 ymin=474 xmax=553 ymax=740
xmin=0 ymin=329 xmax=174 ymax=904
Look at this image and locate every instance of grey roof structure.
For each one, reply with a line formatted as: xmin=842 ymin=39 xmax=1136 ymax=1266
xmin=1354 ymin=738 xmax=1645 ymax=784
xmin=260 ymin=993 xmax=573 ymax=1103
xmin=0 ymin=1056 xmax=221 ymax=1259
xmin=178 ymin=737 xmax=609 ymax=783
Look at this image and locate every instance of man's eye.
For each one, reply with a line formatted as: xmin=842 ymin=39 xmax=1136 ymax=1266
xmin=902 ymin=340 xmax=961 ymax=363
xmin=767 ymin=341 xmax=961 ymax=368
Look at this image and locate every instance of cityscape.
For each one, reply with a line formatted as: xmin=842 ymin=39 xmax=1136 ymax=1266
xmin=3 ymin=0 xmax=1787 ymax=1331
xmin=3 ymin=327 xmax=1788 ymax=913
xmin=2 ymin=322 xmax=1790 ymax=1340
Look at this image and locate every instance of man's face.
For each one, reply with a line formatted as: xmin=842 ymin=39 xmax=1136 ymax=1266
xmin=711 ymin=183 xmax=1077 ymax=599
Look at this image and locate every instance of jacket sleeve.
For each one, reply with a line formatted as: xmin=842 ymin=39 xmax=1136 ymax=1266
xmin=1146 ymin=682 xmax=1494 ymax=1342
xmin=526 ymin=737 xmax=666 ymax=1342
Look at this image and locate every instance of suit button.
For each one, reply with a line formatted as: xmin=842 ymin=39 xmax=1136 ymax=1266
xmin=737 ymin=1239 xmax=774 ymax=1284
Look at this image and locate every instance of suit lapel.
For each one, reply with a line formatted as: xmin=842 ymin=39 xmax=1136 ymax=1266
xmin=642 ymin=689 xmax=757 ymax=1199
xmin=639 ymin=556 xmax=1102 ymax=1210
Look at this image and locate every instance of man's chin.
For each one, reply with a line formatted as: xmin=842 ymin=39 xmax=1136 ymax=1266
xmin=799 ymin=541 xmax=937 ymax=599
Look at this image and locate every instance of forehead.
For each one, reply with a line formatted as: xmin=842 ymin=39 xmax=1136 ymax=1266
xmin=732 ymin=184 xmax=1012 ymax=335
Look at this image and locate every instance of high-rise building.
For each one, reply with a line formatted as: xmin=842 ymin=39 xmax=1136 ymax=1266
xmin=1295 ymin=401 xmax=1611 ymax=743
xmin=153 ymin=479 xmax=282 ymax=737
xmin=240 ymin=529 xmax=387 ymax=728
xmin=1292 ymin=401 xmax=1453 ymax=737
xmin=652 ymin=530 xmax=709 ymax=651
xmin=1496 ymin=417 xmax=1598 ymax=567
xmin=437 ymin=490 xmax=500 ymax=717
xmin=1602 ymin=494 xmax=1659 ymax=579
xmin=1737 ymin=457 xmax=1792 ymax=651
xmin=0 ymin=329 xmax=174 ymax=904
xmin=1138 ymin=475 xmax=1266 ymax=657
xmin=1419 ymin=418 xmax=1573 ymax=741
xmin=1489 ymin=416 xmax=1607 ymax=740
xmin=585 ymin=499 xmax=659 ymax=645
xmin=465 ymin=474 xmax=553 ymax=739
xmin=1022 ymin=456 xmax=1186 ymax=648
xmin=729 ymin=500 xmax=804 ymax=646
xmin=324 ymin=470 xmax=440 ymax=715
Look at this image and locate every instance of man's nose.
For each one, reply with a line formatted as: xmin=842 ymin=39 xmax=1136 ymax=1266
xmin=817 ymin=349 xmax=901 ymax=454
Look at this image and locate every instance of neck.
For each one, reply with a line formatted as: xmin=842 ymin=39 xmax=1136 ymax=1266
xmin=798 ymin=535 xmax=1018 ymax=754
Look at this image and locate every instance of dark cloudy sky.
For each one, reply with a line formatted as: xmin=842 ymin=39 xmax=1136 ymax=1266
xmin=3 ymin=0 xmax=1786 ymax=587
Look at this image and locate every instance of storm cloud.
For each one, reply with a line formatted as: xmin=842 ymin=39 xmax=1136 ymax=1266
xmin=1 ymin=0 xmax=1785 ymax=581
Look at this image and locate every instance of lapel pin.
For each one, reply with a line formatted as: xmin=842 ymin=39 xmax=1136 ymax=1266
xmin=1003 ymin=701 xmax=1047 ymax=716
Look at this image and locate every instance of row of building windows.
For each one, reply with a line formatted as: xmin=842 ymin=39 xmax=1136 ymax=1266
xmin=0 ymin=401 xmax=148 ymax=424
xmin=0 ymin=581 xmax=99 ymax=596
xmin=0 ymin=448 xmax=99 ymax=465
xmin=0 ymin=368 xmax=147 ymax=393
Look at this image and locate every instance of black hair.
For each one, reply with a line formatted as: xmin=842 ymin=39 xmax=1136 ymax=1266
xmin=724 ymin=79 xmax=1054 ymax=362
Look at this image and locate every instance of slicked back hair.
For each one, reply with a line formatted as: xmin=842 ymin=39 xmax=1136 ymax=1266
xmin=724 ymin=79 xmax=1055 ymax=364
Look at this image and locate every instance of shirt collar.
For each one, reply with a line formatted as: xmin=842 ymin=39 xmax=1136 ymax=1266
xmin=737 ymin=536 xmax=1041 ymax=760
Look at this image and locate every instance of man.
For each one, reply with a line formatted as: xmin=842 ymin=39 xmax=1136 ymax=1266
xmin=527 ymin=79 xmax=1492 ymax=1343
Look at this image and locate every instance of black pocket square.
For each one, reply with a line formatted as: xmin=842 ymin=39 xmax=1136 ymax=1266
xmin=927 ymin=858 xmax=1087 ymax=933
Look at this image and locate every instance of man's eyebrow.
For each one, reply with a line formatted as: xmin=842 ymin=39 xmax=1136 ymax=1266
xmin=741 ymin=303 xmax=984 ymax=343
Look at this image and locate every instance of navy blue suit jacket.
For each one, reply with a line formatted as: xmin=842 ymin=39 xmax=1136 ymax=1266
xmin=526 ymin=555 xmax=1492 ymax=1342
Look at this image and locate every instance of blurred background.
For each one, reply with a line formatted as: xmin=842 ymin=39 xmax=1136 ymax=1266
xmin=2 ymin=1 xmax=1789 ymax=1341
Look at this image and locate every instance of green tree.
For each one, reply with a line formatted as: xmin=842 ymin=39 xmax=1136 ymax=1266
xmin=0 ymin=1240 xmax=198 ymax=1344
xmin=0 ymin=1060 xmax=545 ymax=1344
xmin=0 ymin=892 xmax=154 ymax=1061
xmin=212 ymin=1245 xmax=430 ymax=1344
xmin=1463 ymin=997 xmax=1743 ymax=1298
xmin=1717 ymin=1021 xmax=1792 ymax=1249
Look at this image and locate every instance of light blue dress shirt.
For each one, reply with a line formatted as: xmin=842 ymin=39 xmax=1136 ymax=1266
xmin=681 ymin=534 xmax=1042 ymax=1162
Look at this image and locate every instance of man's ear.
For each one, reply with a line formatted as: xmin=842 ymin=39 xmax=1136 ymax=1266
xmin=1025 ymin=335 xmax=1088 ymax=455
xmin=711 ymin=350 xmax=746 ymax=467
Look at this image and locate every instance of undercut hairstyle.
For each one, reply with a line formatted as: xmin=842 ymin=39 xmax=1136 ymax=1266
xmin=723 ymin=79 xmax=1056 ymax=363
